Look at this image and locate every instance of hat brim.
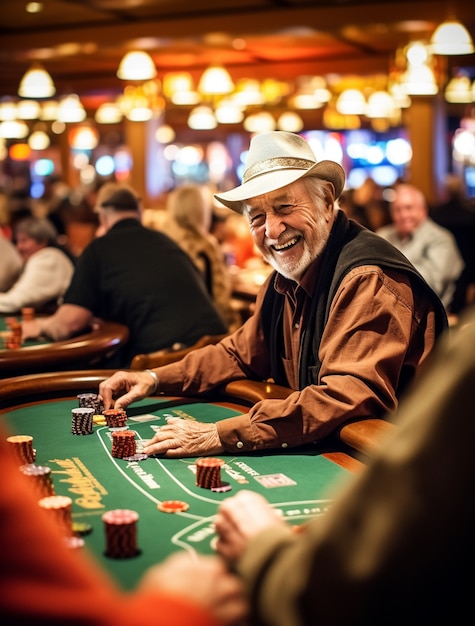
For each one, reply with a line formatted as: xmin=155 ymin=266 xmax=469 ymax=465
xmin=214 ymin=160 xmax=345 ymax=213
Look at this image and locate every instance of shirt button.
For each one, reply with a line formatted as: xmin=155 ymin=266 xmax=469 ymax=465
xmin=281 ymin=442 xmax=288 ymax=448
xmin=236 ymin=441 xmax=244 ymax=449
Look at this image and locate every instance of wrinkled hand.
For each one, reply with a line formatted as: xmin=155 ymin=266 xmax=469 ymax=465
xmin=139 ymin=552 xmax=248 ymax=626
xmin=99 ymin=370 xmax=155 ymax=411
xmin=143 ymin=417 xmax=224 ymax=458
xmin=215 ymin=490 xmax=288 ymax=564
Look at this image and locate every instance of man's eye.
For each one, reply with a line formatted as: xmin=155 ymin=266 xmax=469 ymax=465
xmin=276 ymin=204 xmax=293 ymax=213
xmin=249 ymin=214 xmax=265 ymax=227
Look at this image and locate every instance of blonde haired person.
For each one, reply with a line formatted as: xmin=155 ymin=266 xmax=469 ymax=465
xmin=164 ymin=184 xmax=239 ymax=331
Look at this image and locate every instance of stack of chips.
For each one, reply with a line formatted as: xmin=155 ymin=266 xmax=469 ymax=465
xmin=102 ymin=509 xmax=140 ymax=558
xmin=38 ymin=495 xmax=73 ymax=537
xmin=77 ymin=392 xmax=104 ymax=415
xmin=20 ymin=464 xmax=55 ymax=498
xmin=71 ymin=407 xmax=94 ymax=435
xmin=195 ymin=457 xmax=225 ymax=489
xmin=6 ymin=434 xmax=36 ymax=465
xmin=4 ymin=317 xmax=22 ymax=349
xmin=111 ymin=430 xmax=136 ymax=458
xmin=103 ymin=408 xmax=128 ymax=429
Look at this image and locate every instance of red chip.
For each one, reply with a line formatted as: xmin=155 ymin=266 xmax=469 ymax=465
xmin=157 ymin=500 xmax=189 ymax=513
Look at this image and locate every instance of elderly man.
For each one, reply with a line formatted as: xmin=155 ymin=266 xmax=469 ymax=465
xmin=377 ymin=183 xmax=464 ymax=312
xmin=99 ymin=131 xmax=447 ymax=457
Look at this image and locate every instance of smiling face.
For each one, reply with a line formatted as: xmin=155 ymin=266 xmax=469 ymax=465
xmin=244 ymin=178 xmax=335 ymax=282
xmin=389 ymin=184 xmax=428 ymax=239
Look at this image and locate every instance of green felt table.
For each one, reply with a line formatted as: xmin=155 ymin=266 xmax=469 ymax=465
xmin=0 ymin=316 xmax=129 ymax=377
xmin=0 ymin=373 xmax=363 ymax=591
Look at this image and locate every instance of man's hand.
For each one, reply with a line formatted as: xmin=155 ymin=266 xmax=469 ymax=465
xmin=139 ymin=552 xmax=248 ymax=626
xmin=215 ymin=490 xmax=288 ymax=563
xmin=99 ymin=370 xmax=156 ymax=411
xmin=143 ymin=417 xmax=224 ymax=458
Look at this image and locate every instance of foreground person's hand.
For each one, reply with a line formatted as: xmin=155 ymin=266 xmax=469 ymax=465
xmin=139 ymin=552 xmax=249 ymax=626
xmin=214 ymin=490 xmax=288 ymax=564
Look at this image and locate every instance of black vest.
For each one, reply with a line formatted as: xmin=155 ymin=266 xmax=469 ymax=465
xmin=262 ymin=211 xmax=448 ymax=393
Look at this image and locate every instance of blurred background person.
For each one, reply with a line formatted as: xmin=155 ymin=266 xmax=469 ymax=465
xmin=0 ymin=216 xmax=74 ymax=314
xmin=0 ymin=231 xmax=22 ymax=292
xmin=163 ymin=184 xmax=239 ymax=331
xmin=339 ymin=177 xmax=391 ymax=231
xmin=430 ymin=174 xmax=475 ymax=315
xmin=21 ymin=182 xmax=228 ymax=368
xmin=377 ymin=183 xmax=464 ymax=314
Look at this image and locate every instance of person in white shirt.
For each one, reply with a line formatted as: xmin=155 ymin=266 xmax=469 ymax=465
xmin=377 ymin=183 xmax=464 ymax=311
xmin=0 ymin=217 xmax=74 ymax=314
xmin=0 ymin=232 xmax=22 ymax=292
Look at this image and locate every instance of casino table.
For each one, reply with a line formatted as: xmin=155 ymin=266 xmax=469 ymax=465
xmin=0 ymin=317 xmax=129 ymax=377
xmin=0 ymin=370 xmax=384 ymax=592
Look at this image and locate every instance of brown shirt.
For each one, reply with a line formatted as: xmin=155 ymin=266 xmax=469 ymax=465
xmin=156 ymin=262 xmax=439 ymax=453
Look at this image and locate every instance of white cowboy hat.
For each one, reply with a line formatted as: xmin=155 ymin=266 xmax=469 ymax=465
xmin=214 ymin=131 xmax=345 ymax=213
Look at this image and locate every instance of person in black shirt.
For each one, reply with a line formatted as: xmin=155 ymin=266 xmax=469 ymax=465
xmin=21 ymin=182 xmax=228 ymax=367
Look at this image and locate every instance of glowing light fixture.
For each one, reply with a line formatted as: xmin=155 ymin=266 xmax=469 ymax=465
xmin=28 ymin=130 xmax=51 ymax=150
xmin=18 ymin=63 xmax=55 ymax=98
xmin=445 ymin=75 xmax=473 ymax=103
xmin=336 ymin=89 xmax=367 ymax=115
xmin=430 ymin=20 xmax=474 ymax=55
xmin=187 ymin=105 xmax=217 ymax=130
xmin=57 ymin=94 xmax=87 ymax=123
xmin=117 ymin=51 xmax=157 ymax=81
xmin=198 ymin=66 xmax=234 ymax=95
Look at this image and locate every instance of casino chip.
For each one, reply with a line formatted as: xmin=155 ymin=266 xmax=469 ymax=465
xmin=123 ymin=453 xmax=148 ymax=461
xmin=211 ymin=482 xmax=232 ymax=493
xmin=157 ymin=500 xmax=189 ymax=513
xmin=72 ymin=521 xmax=93 ymax=536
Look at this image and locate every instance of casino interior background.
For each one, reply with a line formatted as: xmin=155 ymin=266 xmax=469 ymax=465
xmin=1 ymin=0 xmax=475 ymax=216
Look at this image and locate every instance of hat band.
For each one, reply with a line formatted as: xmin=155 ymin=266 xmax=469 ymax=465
xmin=243 ymin=157 xmax=316 ymax=183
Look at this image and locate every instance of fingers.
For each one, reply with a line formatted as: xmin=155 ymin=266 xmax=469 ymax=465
xmin=98 ymin=371 xmax=151 ymax=410
xmin=142 ymin=420 xmax=223 ymax=458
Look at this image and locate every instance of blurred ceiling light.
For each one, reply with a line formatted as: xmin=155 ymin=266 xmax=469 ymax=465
xmin=40 ymin=100 xmax=59 ymax=120
xmin=0 ymin=120 xmax=29 ymax=139
xmin=233 ymin=79 xmax=264 ymax=106
xmin=243 ymin=111 xmax=276 ymax=133
xmin=155 ymin=124 xmax=176 ymax=143
xmin=16 ymin=100 xmax=41 ymax=120
xmin=198 ymin=66 xmax=234 ymax=95
xmin=163 ymin=73 xmax=193 ymax=98
xmin=57 ymin=94 xmax=87 ymax=123
xmin=277 ymin=111 xmax=304 ymax=132
xmin=289 ymin=92 xmax=325 ymax=109
xmin=187 ymin=105 xmax=217 ymax=130
xmin=336 ymin=88 xmax=367 ymax=115
xmin=0 ymin=101 xmax=17 ymax=121
xmin=170 ymin=89 xmax=201 ymax=106
xmin=117 ymin=50 xmax=157 ymax=81
xmin=95 ymin=102 xmax=123 ymax=124
xmin=401 ymin=64 xmax=438 ymax=95
xmin=444 ymin=75 xmax=473 ymax=103
xmin=214 ymin=99 xmax=244 ymax=124
xmin=366 ymin=91 xmax=396 ymax=118
xmin=70 ymin=125 xmax=99 ymax=150
xmin=430 ymin=20 xmax=474 ymax=55
xmin=18 ymin=63 xmax=55 ymax=98
xmin=28 ymin=130 xmax=50 ymax=150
